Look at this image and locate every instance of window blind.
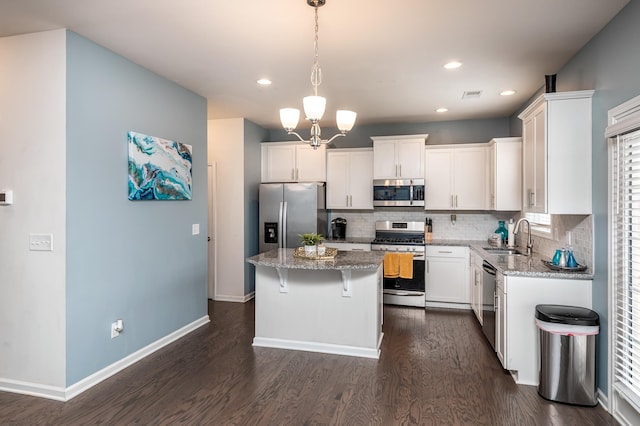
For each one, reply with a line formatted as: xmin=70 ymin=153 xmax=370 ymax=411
xmin=612 ymin=128 xmax=640 ymax=412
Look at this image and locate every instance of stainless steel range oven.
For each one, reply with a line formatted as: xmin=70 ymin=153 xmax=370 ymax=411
xmin=371 ymin=221 xmax=425 ymax=308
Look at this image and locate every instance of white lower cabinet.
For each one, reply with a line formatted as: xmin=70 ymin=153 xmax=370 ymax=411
xmin=495 ymin=271 xmax=505 ymax=366
xmin=322 ymin=242 xmax=371 ymax=252
xmin=501 ymin=275 xmax=592 ymax=386
xmin=425 ymin=246 xmax=469 ymax=307
xmin=470 ymin=251 xmax=483 ymax=324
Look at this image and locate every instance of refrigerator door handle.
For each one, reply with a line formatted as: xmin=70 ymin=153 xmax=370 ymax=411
xmin=278 ymin=201 xmax=284 ymax=249
xmin=281 ymin=201 xmax=288 ymax=249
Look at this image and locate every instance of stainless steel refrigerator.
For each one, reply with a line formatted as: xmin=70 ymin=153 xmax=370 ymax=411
xmin=259 ymin=182 xmax=327 ymax=252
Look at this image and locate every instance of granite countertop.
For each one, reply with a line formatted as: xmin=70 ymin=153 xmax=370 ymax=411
xmin=247 ymin=248 xmax=385 ymax=271
xmin=426 ymin=239 xmax=593 ymax=280
xmin=468 ymin=243 xmax=594 ymax=280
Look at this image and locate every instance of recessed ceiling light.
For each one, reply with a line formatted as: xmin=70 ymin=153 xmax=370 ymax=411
xmin=436 ymin=107 xmax=449 ymax=113
xmin=444 ymin=61 xmax=462 ymax=70
xmin=257 ymin=78 xmax=272 ymax=86
xmin=500 ymin=90 xmax=516 ymax=96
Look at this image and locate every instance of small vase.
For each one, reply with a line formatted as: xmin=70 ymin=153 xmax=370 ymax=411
xmin=304 ymin=245 xmax=316 ymax=256
xmin=545 ymin=74 xmax=557 ymax=93
xmin=317 ymin=244 xmax=326 ymax=255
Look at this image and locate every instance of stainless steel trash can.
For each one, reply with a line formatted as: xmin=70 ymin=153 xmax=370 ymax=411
xmin=535 ymin=304 xmax=599 ymax=406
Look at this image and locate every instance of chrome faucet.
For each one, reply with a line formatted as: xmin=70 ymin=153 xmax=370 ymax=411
xmin=513 ymin=218 xmax=534 ymax=255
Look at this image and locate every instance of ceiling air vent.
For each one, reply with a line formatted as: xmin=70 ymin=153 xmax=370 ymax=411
xmin=462 ymin=90 xmax=483 ymax=99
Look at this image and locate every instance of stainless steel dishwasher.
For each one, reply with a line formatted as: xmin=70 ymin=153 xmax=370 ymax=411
xmin=482 ymin=260 xmax=497 ymax=349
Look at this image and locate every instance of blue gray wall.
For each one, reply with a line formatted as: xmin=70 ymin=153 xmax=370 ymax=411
xmin=268 ymin=117 xmax=511 ymax=147
xmin=65 ymin=31 xmax=208 ymax=385
xmin=508 ymin=0 xmax=640 ymax=396
xmin=244 ymin=119 xmax=268 ymax=294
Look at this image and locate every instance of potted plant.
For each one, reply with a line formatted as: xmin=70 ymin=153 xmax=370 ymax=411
xmin=300 ymin=233 xmax=323 ymax=255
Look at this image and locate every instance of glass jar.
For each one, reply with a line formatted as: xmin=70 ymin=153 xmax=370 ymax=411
xmin=558 ymin=249 xmax=567 ymax=267
xmin=495 ymin=221 xmax=508 ymax=245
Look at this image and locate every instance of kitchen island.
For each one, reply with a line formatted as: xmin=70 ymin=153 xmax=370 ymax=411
xmin=247 ymin=248 xmax=385 ymax=359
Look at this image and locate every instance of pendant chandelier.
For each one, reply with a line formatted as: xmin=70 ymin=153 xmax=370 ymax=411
xmin=280 ymin=0 xmax=357 ymax=150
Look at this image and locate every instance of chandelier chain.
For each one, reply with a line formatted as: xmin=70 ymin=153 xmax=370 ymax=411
xmin=311 ymin=5 xmax=322 ymax=95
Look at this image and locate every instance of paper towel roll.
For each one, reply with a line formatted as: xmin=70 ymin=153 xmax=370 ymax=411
xmin=507 ymin=221 xmax=515 ymax=247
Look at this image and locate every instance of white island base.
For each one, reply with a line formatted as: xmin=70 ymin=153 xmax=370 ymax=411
xmin=249 ymin=250 xmax=384 ymax=359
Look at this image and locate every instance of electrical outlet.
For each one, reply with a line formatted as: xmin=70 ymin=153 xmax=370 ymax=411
xmin=29 ymin=234 xmax=53 ymax=251
xmin=111 ymin=319 xmax=123 ymax=339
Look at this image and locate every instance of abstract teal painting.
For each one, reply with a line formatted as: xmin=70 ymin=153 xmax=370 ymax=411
xmin=128 ymin=131 xmax=193 ymax=200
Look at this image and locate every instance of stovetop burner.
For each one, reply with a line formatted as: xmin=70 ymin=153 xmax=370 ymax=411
xmin=372 ymin=237 xmax=425 ymax=245
xmin=371 ymin=220 xmax=426 ymax=247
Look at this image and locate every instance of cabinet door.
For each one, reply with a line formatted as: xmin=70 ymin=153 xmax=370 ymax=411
xmin=296 ymin=144 xmax=326 ymax=182
xmin=532 ymin=105 xmax=546 ymax=213
xmin=493 ymin=139 xmax=522 ymax=211
xmin=326 ymin=151 xmax=350 ymax=208
xmin=373 ymin=140 xmax=398 ymax=179
xmin=470 ymin=252 xmax=483 ymax=324
xmin=322 ymin=242 xmax=371 ymax=251
xmin=488 ymin=144 xmax=496 ymax=210
xmin=264 ymin=144 xmax=296 ymax=182
xmin=426 ymin=255 xmax=469 ymax=303
xmin=453 ymin=147 xmax=487 ymax=210
xmin=522 ymin=104 xmax=546 ymax=213
xmin=496 ymin=274 xmax=506 ymax=367
xmin=425 ymin=149 xmax=453 ymax=209
xmin=397 ymin=139 xmax=425 ymax=178
xmin=522 ymin=116 xmax=536 ymax=211
xmin=348 ymin=150 xmax=374 ymax=209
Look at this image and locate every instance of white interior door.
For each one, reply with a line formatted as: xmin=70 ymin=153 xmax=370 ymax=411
xmin=207 ymin=163 xmax=217 ymax=299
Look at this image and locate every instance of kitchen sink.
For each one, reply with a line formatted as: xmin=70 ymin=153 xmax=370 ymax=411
xmin=482 ymin=247 xmax=529 ymax=256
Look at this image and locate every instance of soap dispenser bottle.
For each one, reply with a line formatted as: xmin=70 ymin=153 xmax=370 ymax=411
xmin=495 ymin=221 xmax=508 ymax=245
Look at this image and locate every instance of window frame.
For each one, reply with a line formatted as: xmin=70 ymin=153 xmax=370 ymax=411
xmin=608 ymin=94 xmax=640 ymax=424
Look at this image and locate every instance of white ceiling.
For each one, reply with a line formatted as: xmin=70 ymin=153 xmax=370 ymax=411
xmin=0 ymin=0 xmax=630 ymax=129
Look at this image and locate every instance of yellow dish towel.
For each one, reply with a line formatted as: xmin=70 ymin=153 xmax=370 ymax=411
xmin=383 ymin=253 xmax=399 ymax=278
xmin=398 ymin=253 xmax=414 ymax=279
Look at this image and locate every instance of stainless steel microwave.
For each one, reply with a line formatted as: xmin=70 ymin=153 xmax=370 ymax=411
xmin=373 ymin=179 xmax=425 ymax=207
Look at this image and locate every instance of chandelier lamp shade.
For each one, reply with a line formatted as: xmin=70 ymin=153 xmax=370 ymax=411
xmin=279 ymin=0 xmax=357 ymax=149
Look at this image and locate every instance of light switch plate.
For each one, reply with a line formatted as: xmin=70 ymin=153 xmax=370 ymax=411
xmin=29 ymin=234 xmax=53 ymax=251
xmin=192 ymin=224 xmax=200 ymax=235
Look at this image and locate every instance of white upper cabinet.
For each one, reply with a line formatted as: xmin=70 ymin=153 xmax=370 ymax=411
xmin=326 ymin=148 xmax=373 ymax=209
xmin=518 ymin=90 xmax=594 ymax=214
xmin=425 ymin=144 xmax=487 ymax=210
xmin=371 ymin=134 xmax=428 ymax=179
xmin=488 ymin=137 xmax=522 ymax=211
xmin=261 ymin=142 xmax=326 ymax=182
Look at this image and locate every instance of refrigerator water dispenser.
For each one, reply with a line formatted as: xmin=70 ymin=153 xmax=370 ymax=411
xmin=264 ymin=222 xmax=278 ymax=244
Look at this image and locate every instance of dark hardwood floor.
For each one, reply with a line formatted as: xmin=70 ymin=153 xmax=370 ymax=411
xmin=1 ymin=300 xmax=616 ymax=425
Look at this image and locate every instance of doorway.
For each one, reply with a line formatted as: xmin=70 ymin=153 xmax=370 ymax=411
xmin=207 ymin=163 xmax=217 ymax=300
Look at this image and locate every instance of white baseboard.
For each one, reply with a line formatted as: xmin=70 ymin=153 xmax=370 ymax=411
xmin=597 ymin=388 xmax=610 ymax=412
xmin=0 ymin=315 xmax=210 ymax=401
xmin=65 ymin=315 xmax=210 ymax=400
xmin=214 ymin=291 xmax=255 ymax=303
xmin=253 ymin=336 xmax=381 ymax=359
xmin=0 ymin=378 xmax=66 ymax=401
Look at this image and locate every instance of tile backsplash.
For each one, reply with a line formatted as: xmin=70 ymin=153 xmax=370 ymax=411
xmin=526 ymin=215 xmax=593 ymax=271
xmin=329 ymin=209 xmax=594 ymax=270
